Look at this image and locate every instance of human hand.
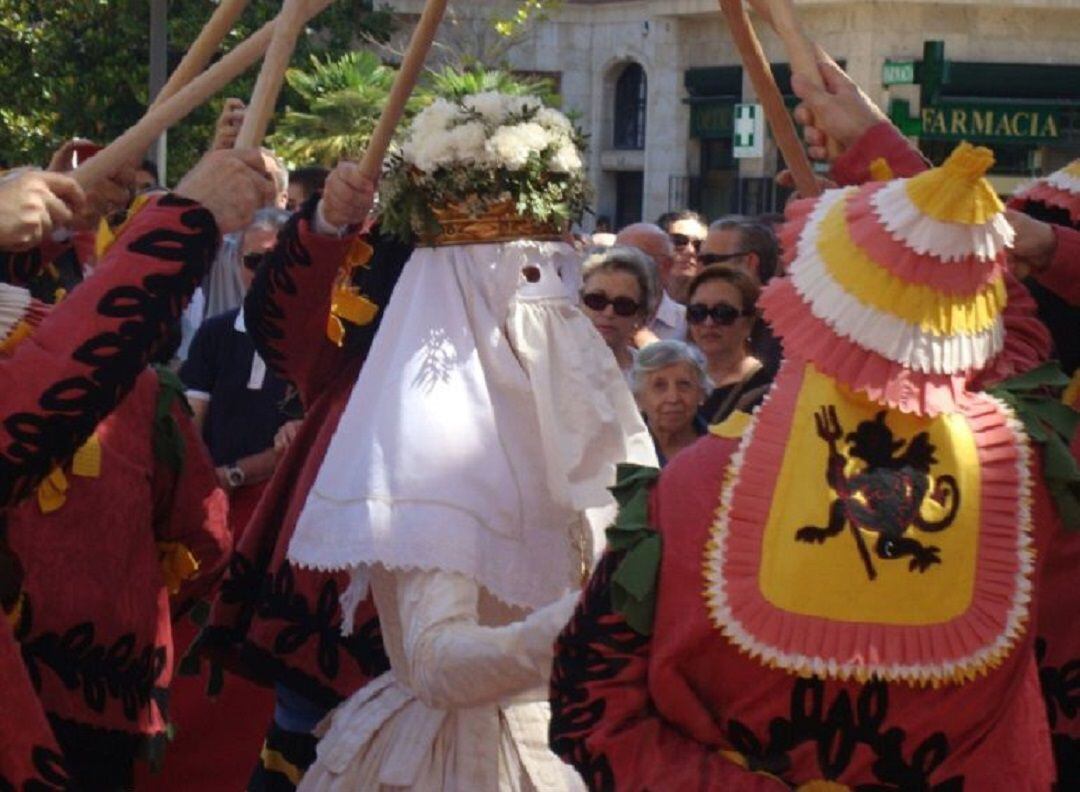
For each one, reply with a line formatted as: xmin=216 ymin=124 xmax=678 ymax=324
xmin=1005 ymin=209 xmax=1057 ymax=278
xmin=320 ymin=161 xmax=377 ymax=229
xmin=210 ymin=98 xmax=246 ymax=151
xmin=791 ymin=55 xmax=888 ymax=162
xmin=0 ymin=169 xmax=87 ymax=252
xmin=274 ymin=419 xmax=303 ymax=456
xmin=174 ymin=149 xmax=276 ymax=234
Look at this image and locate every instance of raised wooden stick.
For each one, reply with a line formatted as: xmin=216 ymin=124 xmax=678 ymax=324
xmin=748 ymin=0 xmax=841 ymax=159
xmin=718 ymin=0 xmax=820 ymax=197
xmin=72 ymin=0 xmax=333 ymax=190
xmin=152 ymin=0 xmax=251 ymax=107
xmin=358 ymin=0 xmax=449 ymax=180
xmin=234 ymin=0 xmax=311 ymax=149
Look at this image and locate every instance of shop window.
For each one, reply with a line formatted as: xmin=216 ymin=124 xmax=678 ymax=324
xmin=614 ymin=63 xmax=647 ymax=150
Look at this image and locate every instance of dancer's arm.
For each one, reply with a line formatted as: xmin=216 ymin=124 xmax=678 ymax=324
xmin=0 ymin=149 xmax=273 ymax=507
xmin=549 ymin=551 xmax=786 ymax=791
xmin=374 ymin=565 xmax=578 ymax=710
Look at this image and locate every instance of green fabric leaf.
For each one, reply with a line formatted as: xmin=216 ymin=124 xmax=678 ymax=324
xmin=989 ymin=361 xmax=1071 ymax=394
xmin=188 ymin=599 xmax=210 ymax=628
xmin=1048 ymin=481 xmax=1080 ymax=531
xmin=611 ymin=533 xmax=661 ymax=602
xmin=152 ymin=366 xmax=189 ymax=476
xmin=1024 ymin=397 xmax=1080 ymax=439
xmin=604 ymin=463 xmax=663 ymax=636
xmin=176 ymin=647 xmax=201 ymax=678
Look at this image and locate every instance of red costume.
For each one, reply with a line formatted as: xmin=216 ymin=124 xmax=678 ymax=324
xmin=200 ymin=201 xmax=404 ymax=785
xmin=0 ymin=193 xmax=223 ymax=789
xmin=550 ymin=145 xmax=1062 ymax=790
xmin=8 ymin=366 xmax=229 ymax=787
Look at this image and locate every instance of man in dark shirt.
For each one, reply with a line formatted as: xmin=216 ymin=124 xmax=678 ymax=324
xmin=180 ymin=207 xmax=296 ymax=522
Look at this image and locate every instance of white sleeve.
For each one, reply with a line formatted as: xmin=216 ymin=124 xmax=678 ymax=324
xmin=393 ymin=567 xmax=578 ymax=711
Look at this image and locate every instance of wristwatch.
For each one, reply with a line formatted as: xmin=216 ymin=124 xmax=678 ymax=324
xmin=226 ymin=465 xmax=246 ymax=489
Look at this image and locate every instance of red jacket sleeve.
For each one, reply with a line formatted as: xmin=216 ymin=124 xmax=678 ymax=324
xmin=830 ymin=121 xmax=930 ymax=186
xmin=151 ymin=378 xmax=231 ymax=611
xmin=1032 ymin=224 xmax=1080 ymax=306
xmin=243 ymin=199 xmax=359 ymax=406
xmin=550 ymin=552 xmax=786 ymax=791
xmin=0 ymin=194 xmax=218 ymax=507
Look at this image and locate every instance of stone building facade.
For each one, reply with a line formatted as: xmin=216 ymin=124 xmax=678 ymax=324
xmin=388 ymin=0 xmax=1080 ymax=228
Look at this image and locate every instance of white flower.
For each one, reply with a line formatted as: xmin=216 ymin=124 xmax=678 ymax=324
xmin=445 ymin=121 xmax=489 ymax=164
xmin=549 ymin=142 xmax=583 ymax=173
xmin=536 ymin=107 xmax=573 ymax=133
xmin=463 ymin=91 xmax=508 ymax=123
xmin=486 ymin=122 xmax=552 ymax=170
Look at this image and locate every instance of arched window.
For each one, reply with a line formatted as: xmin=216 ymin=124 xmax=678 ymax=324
xmin=613 ymin=63 xmax=647 ymax=150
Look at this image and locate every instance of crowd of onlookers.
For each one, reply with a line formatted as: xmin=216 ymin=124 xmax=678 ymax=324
xmin=577 ymin=210 xmax=783 ymax=465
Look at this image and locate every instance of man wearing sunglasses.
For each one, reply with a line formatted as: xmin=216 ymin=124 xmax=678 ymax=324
xmin=615 ymin=222 xmax=688 ymax=343
xmin=700 ymin=216 xmax=780 ymax=284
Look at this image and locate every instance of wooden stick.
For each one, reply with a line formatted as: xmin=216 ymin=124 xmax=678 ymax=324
xmin=749 ymin=0 xmax=841 ymax=159
xmin=718 ymin=0 xmax=820 ymax=197
xmin=234 ymin=0 xmax=311 ymax=149
xmin=358 ymin=0 xmax=449 ymax=180
xmin=72 ymin=0 xmax=333 ymax=190
xmin=152 ymin=0 xmax=251 ymax=107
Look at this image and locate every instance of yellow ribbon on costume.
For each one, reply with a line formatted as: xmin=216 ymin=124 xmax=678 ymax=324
xmin=4 ymin=592 xmax=25 ymax=631
xmin=259 ymin=746 xmax=303 ymax=786
xmin=797 ymin=783 xmax=851 ymax=792
xmin=709 ymin=410 xmax=752 ymax=439
xmin=1063 ymin=370 xmax=1080 ymax=409
xmin=326 ymin=238 xmax=379 ymax=347
xmin=0 ymin=320 xmax=33 ymax=357
xmin=36 ymin=434 xmax=102 ymax=514
xmin=157 ymin=541 xmax=200 ymax=595
xmin=95 ymin=193 xmax=151 ymax=260
xmin=868 ymin=157 xmax=895 ymax=183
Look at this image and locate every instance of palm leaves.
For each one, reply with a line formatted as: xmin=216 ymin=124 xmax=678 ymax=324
xmin=418 ymin=65 xmax=558 ymax=105
xmin=269 ymin=51 xmax=398 ymax=167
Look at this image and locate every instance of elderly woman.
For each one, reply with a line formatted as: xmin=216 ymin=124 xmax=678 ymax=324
xmin=631 ymin=340 xmax=710 ymax=466
xmin=579 ymin=246 xmax=658 ymax=379
xmin=685 ymin=264 xmax=773 ymax=424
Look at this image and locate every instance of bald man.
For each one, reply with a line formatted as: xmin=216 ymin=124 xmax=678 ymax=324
xmin=615 ymin=222 xmax=696 ymax=342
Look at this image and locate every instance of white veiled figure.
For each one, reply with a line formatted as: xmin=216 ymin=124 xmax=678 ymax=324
xmin=289 ymin=240 xmax=656 ymax=791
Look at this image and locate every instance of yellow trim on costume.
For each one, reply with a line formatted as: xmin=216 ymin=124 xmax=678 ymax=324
xmin=95 ymin=193 xmax=151 ymax=259
xmin=4 ymin=592 xmax=25 ymax=631
xmin=868 ymin=157 xmax=894 ymax=182
xmin=35 ymin=434 xmax=102 ymax=513
xmin=71 ymin=434 xmax=101 ymax=478
xmin=796 ymin=782 xmax=852 ymax=792
xmin=37 ymin=467 xmax=70 ymax=514
xmin=0 ymin=320 xmax=33 ymax=356
xmin=1063 ymin=370 xmax=1080 ymax=409
xmin=817 ymin=195 xmax=1005 ymax=335
xmin=1063 ymin=159 xmax=1080 ymax=179
xmin=259 ymin=745 xmax=303 ymax=786
xmin=326 ymin=238 xmax=378 ymax=346
xmin=709 ymin=411 xmax=752 ymax=439
xmin=157 ymin=541 xmax=200 ymax=595
xmin=904 ymin=142 xmax=1004 ymax=225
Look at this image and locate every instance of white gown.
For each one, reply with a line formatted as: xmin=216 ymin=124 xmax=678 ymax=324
xmin=290 ymin=240 xmax=656 ymax=790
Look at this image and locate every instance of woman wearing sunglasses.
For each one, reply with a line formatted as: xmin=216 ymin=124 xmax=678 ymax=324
xmin=579 ymin=246 xmax=658 ymax=381
xmin=685 ymin=265 xmax=773 ymax=424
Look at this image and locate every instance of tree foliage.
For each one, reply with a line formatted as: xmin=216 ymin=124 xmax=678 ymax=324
xmin=0 ymin=1 xmax=394 ymax=181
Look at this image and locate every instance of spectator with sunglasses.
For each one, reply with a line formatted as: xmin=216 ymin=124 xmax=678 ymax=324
xmin=685 ymin=265 xmax=773 ymax=424
xmin=663 ymin=209 xmax=708 ymax=283
xmin=180 ymin=206 xmax=294 ymax=529
xmin=580 ymin=246 xmax=657 ymax=381
xmin=700 ymin=217 xmax=784 ymax=377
